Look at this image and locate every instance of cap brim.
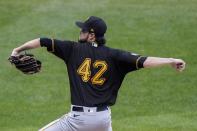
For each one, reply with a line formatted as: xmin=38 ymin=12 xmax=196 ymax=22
xmin=75 ymin=21 xmax=85 ymax=29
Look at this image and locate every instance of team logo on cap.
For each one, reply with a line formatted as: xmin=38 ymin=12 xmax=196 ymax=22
xmin=90 ymin=28 xmax=94 ymax=32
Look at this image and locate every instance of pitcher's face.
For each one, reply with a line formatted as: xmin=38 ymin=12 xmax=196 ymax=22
xmin=79 ymin=30 xmax=89 ymax=43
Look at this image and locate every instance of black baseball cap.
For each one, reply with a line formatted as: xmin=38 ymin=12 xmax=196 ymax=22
xmin=75 ymin=16 xmax=107 ymax=38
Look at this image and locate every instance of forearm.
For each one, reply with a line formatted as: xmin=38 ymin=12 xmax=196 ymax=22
xmin=143 ymin=57 xmax=174 ymax=68
xmin=12 ymin=38 xmax=41 ymax=56
xmin=143 ymin=56 xmax=186 ymax=72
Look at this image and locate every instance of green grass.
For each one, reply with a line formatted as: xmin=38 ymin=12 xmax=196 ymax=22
xmin=0 ymin=0 xmax=197 ymax=130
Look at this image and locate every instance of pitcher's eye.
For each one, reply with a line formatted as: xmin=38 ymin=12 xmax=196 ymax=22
xmin=81 ymin=29 xmax=89 ymax=33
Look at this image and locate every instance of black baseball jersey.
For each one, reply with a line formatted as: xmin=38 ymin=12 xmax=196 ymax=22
xmin=40 ymin=38 xmax=147 ymax=107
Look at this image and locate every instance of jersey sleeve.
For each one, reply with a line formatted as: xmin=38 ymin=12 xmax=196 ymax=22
xmin=40 ymin=38 xmax=74 ymax=62
xmin=112 ymin=49 xmax=147 ymax=74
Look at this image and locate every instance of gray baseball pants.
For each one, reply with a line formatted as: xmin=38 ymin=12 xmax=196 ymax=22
xmin=39 ymin=105 xmax=112 ymax=131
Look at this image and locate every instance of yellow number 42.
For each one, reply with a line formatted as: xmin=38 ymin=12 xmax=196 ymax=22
xmin=77 ymin=58 xmax=108 ymax=85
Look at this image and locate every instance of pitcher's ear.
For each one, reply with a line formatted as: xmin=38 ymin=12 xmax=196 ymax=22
xmin=88 ymin=33 xmax=95 ymax=39
xmin=90 ymin=33 xmax=95 ymax=37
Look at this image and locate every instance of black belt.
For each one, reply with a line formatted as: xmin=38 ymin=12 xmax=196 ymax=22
xmin=72 ymin=106 xmax=108 ymax=112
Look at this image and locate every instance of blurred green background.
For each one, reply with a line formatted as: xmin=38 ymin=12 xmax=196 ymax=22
xmin=0 ymin=0 xmax=196 ymax=130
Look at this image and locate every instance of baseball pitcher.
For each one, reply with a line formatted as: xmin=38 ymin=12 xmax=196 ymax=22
xmin=9 ymin=16 xmax=186 ymax=131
